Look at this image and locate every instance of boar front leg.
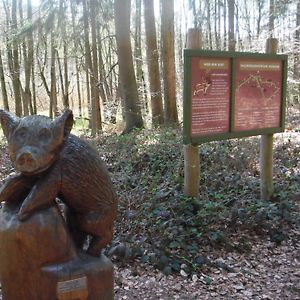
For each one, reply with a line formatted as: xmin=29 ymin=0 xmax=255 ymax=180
xmin=0 ymin=174 xmax=36 ymax=203
xmin=18 ymin=173 xmax=59 ymax=221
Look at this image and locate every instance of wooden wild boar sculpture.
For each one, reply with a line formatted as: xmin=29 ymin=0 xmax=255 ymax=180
xmin=0 ymin=109 xmax=117 ymax=256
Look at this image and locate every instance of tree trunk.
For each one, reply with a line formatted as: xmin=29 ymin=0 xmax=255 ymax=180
xmin=82 ymin=0 xmax=101 ymax=134
xmin=228 ymin=0 xmax=235 ymax=51
xmin=114 ymin=0 xmax=143 ymax=133
xmin=90 ymin=0 xmax=102 ymax=132
xmin=57 ymin=50 xmax=66 ymax=108
xmin=235 ymin=2 xmax=241 ymax=49
xmin=223 ymin=0 xmax=227 ymax=49
xmin=294 ymin=0 xmax=300 ymax=103
xmin=143 ymin=0 xmax=164 ymax=126
xmin=160 ymin=0 xmax=178 ymax=125
xmin=96 ymin=21 xmax=108 ymax=126
xmin=96 ymin=30 xmax=108 ymax=107
xmin=294 ymin=1 xmax=300 ymax=79
xmin=11 ymin=0 xmax=22 ymax=116
xmin=207 ymin=1 xmax=213 ymax=49
xmin=0 ymin=50 xmax=9 ymax=111
xmin=26 ymin=0 xmax=34 ymax=114
xmin=214 ymin=0 xmax=220 ymax=49
xmin=134 ymin=0 xmax=147 ymax=112
xmin=70 ymin=1 xmax=82 ymax=117
xmin=31 ymin=63 xmax=37 ymax=114
xmin=256 ymin=0 xmax=263 ymax=37
xmin=269 ymin=0 xmax=275 ymax=37
xmin=98 ymin=42 xmax=111 ymax=102
xmin=191 ymin=0 xmax=198 ymax=28
xmin=50 ymin=32 xmax=58 ymax=118
xmin=63 ymin=43 xmax=69 ymax=108
xmin=75 ymin=60 xmax=82 ymax=117
xmin=58 ymin=0 xmax=69 ymax=108
xmin=37 ymin=29 xmax=51 ymax=105
xmin=19 ymin=0 xmax=30 ymax=116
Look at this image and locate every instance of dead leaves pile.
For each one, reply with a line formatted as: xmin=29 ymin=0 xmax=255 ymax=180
xmin=114 ymin=233 xmax=299 ymax=299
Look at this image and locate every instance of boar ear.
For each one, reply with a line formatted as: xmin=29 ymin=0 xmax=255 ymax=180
xmin=0 ymin=110 xmax=20 ymax=139
xmin=54 ymin=109 xmax=74 ymax=139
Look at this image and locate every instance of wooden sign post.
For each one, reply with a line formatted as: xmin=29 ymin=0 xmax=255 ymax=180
xmin=184 ymin=28 xmax=201 ymax=198
xmin=260 ymin=38 xmax=279 ymax=200
xmin=183 ymin=34 xmax=287 ymax=200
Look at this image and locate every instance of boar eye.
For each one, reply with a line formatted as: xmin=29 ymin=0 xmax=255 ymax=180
xmin=15 ymin=128 xmax=28 ymax=142
xmin=39 ymin=128 xmax=52 ymax=144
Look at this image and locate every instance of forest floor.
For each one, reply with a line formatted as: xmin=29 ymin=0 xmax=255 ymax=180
xmin=0 ymin=111 xmax=299 ymax=299
xmin=114 ymin=235 xmax=299 ymax=299
xmin=102 ymin=115 xmax=300 ymax=299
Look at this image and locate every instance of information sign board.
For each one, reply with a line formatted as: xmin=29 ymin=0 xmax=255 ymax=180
xmin=183 ymin=50 xmax=288 ymax=144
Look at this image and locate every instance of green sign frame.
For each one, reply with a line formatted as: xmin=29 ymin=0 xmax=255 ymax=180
xmin=183 ymin=50 xmax=288 ymax=145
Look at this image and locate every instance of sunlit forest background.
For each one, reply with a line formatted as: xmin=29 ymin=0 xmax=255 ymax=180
xmin=0 ymin=0 xmax=299 ymax=134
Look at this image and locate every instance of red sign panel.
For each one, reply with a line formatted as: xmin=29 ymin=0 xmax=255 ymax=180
xmin=191 ymin=57 xmax=231 ymax=136
xmin=184 ymin=50 xmax=287 ymax=144
xmin=234 ymin=59 xmax=283 ymax=131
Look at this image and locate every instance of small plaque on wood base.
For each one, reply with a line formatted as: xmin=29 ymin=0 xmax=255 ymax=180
xmin=57 ymin=276 xmax=88 ymax=300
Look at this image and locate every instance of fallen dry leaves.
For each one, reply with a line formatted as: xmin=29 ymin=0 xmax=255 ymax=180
xmin=114 ymin=231 xmax=299 ymax=299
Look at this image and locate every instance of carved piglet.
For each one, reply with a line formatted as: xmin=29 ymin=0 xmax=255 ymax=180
xmin=0 ymin=109 xmax=117 ymax=256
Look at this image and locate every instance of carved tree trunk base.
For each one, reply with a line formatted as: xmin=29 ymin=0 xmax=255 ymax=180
xmin=0 ymin=202 xmax=114 ymax=300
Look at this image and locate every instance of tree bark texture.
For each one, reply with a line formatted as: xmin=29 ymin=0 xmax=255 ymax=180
xmin=50 ymin=32 xmax=58 ymax=118
xmin=269 ymin=0 xmax=275 ymax=37
xmin=228 ymin=0 xmax=235 ymax=51
xmin=143 ymin=0 xmax=164 ymax=126
xmin=161 ymin=0 xmax=178 ymax=125
xmin=90 ymin=0 xmax=102 ymax=133
xmin=114 ymin=0 xmax=143 ymax=133
xmin=0 ymin=50 xmax=9 ymax=111
xmin=11 ymin=0 xmax=22 ymax=116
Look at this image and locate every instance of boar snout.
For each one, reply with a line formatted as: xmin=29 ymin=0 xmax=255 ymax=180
xmin=18 ymin=152 xmax=35 ymax=165
xmin=16 ymin=147 xmax=38 ymax=173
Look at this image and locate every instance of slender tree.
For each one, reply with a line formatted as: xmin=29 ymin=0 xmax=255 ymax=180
xmin=206 ymin=1 xmax=213 ymax=49
xmin=11 ymin=0 xmax=22 ymax=116
xmin=59 ymin=0 xmax=69 ymax=108
xmin=114 ymin=0 xmax=143 ymax=133
xmin=256 ymin=0 xmax=265 ymax=37
xmin=0 ymin=50 xmax=9 ymax=111
xmin=294 ymin=0 xmax=300 ymax=102
xmin=214 ymin=0 xmax=220 ymax=49
xmin=228 ymin=0 xmax=235 ymax=51
xmin=136 ymin=0 xmax=148 ymax=112
xmin=70 ymin=1 xmax=82 ymax=116
xmin=26 ymin=0 xmax=34 ymax=114
xmin=82 ymin=0 xmax=102 ymax=134
xmin=143 ymin=0 xmax=164 ymax=126
xmin=19 ymin=0 xmax=30 ymax=115
xmin=269 ymin=0 xmax=275 ymax=37
xmin=243 ymin=0 xmax=252 ymax=46
xmin=49 ymin=32 xmax=58 ymax=118
xmin=90 ymin=0 xmax=102 ymax=131
xmin=160 ymin=0 xmax=178 ymax=125
xmin=96 ymin=29 xmax=108 ymax=107
xmin=223 ymin=0 xmax=227 ymax=49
